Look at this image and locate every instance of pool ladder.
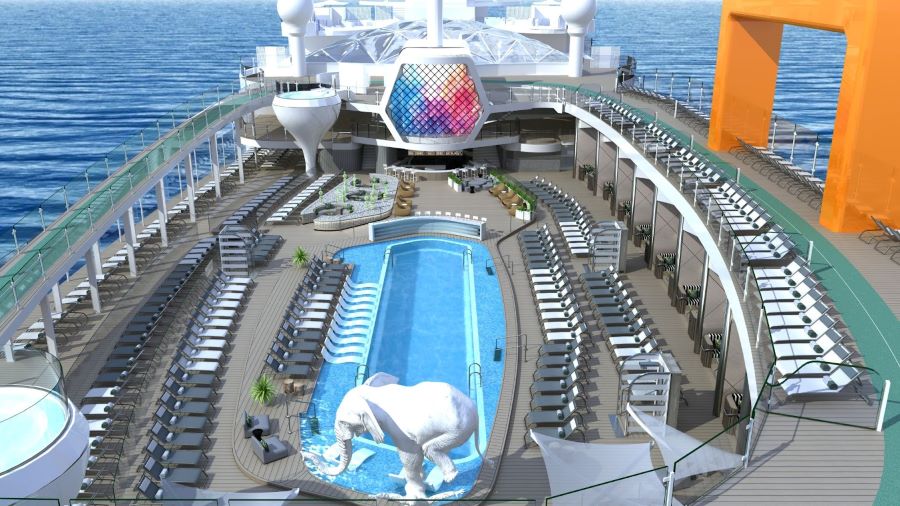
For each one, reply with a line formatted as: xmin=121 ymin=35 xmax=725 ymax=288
xmin=467 ymin=362 xmax=482 ymax=398
xmin=355 ymin=364 xmax=369 ymax=385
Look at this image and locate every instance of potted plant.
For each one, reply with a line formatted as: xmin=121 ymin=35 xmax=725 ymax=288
xmin=448 ymin=173 xmax=463 ymax=192
xmin=291 ymin=246 xmax=309 ymax=268
xmin=250 ymin=375 xmax=276 ymax=406
xmin=602 ymin=181 xmax=614 ymax=200
xmin=617 ymin=201 xmax=632 ymax=221
xmin=577 ymin=164 xmax=591 ymax=181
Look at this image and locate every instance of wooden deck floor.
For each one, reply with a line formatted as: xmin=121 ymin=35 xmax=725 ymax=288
xmin=28 ymin=76 xmax=892 ymax=503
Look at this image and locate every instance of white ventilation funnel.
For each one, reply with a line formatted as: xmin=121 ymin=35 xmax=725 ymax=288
xmin=561 ymin=0 xmax=597 ymax=77
xmin=277 ymin=0 xmax=314 ymax=76
xmin=272 ymin=89 xmax=341 ymax=176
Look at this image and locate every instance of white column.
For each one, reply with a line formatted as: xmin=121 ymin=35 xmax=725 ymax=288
xmin=287 ymin=35 xmax=307 ymax=77
xmin=235 ymin=120 xmax=245 ymax=184
xmin=3 ymin=341 xmax=13 ymax=362
xmin=185 ymin=152 xmax=197 ymax=223
xmin=123 ymin=207 xmax=138 ymax=277
xmin=51 ymin=283 xmax=63 ymax=314
xmin=209 ymin=135 xmax=222 ymax=198
xmin=427 ymin=0 xmax=444 ymax=47
xmin=156 ymin=179 xmax=168 ymax=247
xmin=91 ymin=242 xmax=102 ymax=276
xmin=674 ymin=215 xmax=685 ymax=287
xmin=39 ymin=296 xmax=58 ymax=357
xmin=567 ymin=33 xmax=586 ymax=77
xmin=85 ymin=249 xmax=102 ymax=314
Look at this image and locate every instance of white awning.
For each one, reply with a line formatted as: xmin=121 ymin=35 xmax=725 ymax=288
xmin=627 ymin=404 xmax=744 ymax=483
xmin=531 ymin=431 xmax=670 ymax=505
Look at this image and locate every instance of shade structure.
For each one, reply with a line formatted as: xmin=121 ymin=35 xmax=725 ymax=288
xmin=627 ymin=404 xmax=744 ymax=483
xmin=531 ymin=430 xmax=670 ymax=505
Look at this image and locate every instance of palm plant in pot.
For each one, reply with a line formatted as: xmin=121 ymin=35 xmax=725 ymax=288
xmin=291 ymin=246 xmax=309 ymax=268
xmin=250 ymin=375 xmax=277 ymax=406
xmin=602 ymin=181 xmax=615 ymax=200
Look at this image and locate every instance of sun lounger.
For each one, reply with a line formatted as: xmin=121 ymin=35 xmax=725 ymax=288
xmin=179 ymin=344 xmax=224 ymax=363
xmin=154 ymin=406 xmax=209 ymax=432
xmin=168 ymin=364 xmax=217 ymax=387
xmin=531 ymin=384 xmax=587 ymax=411
xmin=159 ymin=391 xmax=212 ymax=416
xmin=144 ymin=457 xmax=206 ymax=485
xmin=536 ymin=347 xmax=589 ymax=368
xmin=150 ymin=422 xmax=209 ymax=449
xmin=525 ymin=401 xmax=584 ymax=428
xmin=270 ymin=343 xmax=316 ymax=364
xmin=526 ymin=419 xmax=586 ymax=445
xmin=533 ymin=359 xmax=587 ymax=380
xmin=779 ymin=365 xmax=863 ymax=395
xmin=266 ymin=355 xmax=311 ymax=378
xmin=164 ymin=378 xmax=214 ymax=401
xmin=145 ymin=439 xmax=204 ymax=467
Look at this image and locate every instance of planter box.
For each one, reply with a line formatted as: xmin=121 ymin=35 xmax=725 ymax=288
xmin=587 ymin=174 xmax=597 ymax=193
xmin=448 ymin=178 xmax=463 ymax=192
xmin=515 ymin=209 xmax=533 ymax=221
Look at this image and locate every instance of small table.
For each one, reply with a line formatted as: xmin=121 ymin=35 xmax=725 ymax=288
xmin=283 ymin=379 xmax=296 ymax=395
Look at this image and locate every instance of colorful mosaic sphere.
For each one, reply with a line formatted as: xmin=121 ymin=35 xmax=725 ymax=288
xmin=386 ymin=63 xmax=483 ymax=138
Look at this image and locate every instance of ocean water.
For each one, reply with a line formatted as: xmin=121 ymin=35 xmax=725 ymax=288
xmin=0 ymin=0 xmax=844 ymax=257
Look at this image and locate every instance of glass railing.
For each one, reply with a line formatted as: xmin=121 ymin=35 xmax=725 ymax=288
xmin=0 ymin=349 xmax=69 ymax=477
xmin=622 ymin=71 xmax=829 ymax=179
xmin=544 ymin=466 xmax=670 ymax=505
xmin=0 ymin=81 xmax=276 ymax=331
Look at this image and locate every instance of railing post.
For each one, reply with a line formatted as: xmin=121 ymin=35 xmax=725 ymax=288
xmin=673 ymin=99 xmax=678 ymax=118
xmin=670 ymin=74 xmax=675 ymax=98
xmin=755 ymin=304 xmax=765 ymax=348
xmin=38 ymin=207 xmax=45 ymax=231
xmin=789 ymin=125 xmax=797 ymax=163
xmin=12 ymin=227 xmax=19 ymax=253
xmin=877 ymin=380 xmax=891 ymax=432
xmin=664 ymin=469 xmax=676 ymax=506
xmin=63 ymin=187 xmax=69 ymax=210
xmin=655 ymin=68 xmax=659 ymax=91
xmin=699 ymin=81 xmax=704 ymax=113
xmin=88 ymin=206 xmax=94 ymax=230
xmin=811 ymin=140 xmax=819 ymax=174
xmin=743 ymin=417 xmax=755 ymax=467
xmin=807 ymin=240 xmax=815 ymax=263
xmin=770 ymin=118 xmax=778 ymax=150
xmin=84 ymin=170 xmax=91 ymax=191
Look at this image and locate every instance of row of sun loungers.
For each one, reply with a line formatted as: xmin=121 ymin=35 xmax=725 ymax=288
xmin=220 ymin=175 xmax=296 ymax=229
xmin=578 ymin=266 xmax=661 ymax=365
xmin=736 ymin=138 xmax=825 ymax=197
xmin=12 ymin=150 xmax=259 ymax=353
xmin=267 ymin=173 xmax=337 ymax=224
xmin=77 ymin=238 xmax=222 ymax=499
xmin=522 ymin=179 xmax=593 ymax=257
xmin=519 ymin=225 xmax=591 ymax=445
xmin=266 ymin=257 xmax=353 ymax=377
xmin=859 ymin=216 xmax=900 ymax=264
xmin=610 ymin=112 xmax=866 ymax=396
xmin=139 ymin=268 xmax=253 ymax=493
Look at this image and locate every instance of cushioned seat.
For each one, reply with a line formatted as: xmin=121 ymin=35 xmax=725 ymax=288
xmin=252 ymin=436 xmax=290 ymax=464
xmin=242 ymin=413 xmax=272 ymax=438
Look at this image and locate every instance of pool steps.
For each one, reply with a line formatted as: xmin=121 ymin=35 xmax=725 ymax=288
xmin=322 ymin=281 xmax=379 ymax=364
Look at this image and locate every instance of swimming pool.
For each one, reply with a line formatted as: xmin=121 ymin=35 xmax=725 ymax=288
xmin=0 ymin=386 xmax=69 ymax=474
xmin=301 ymin=237 xmax=505 ymax=499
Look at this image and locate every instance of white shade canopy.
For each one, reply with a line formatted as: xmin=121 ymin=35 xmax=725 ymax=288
xmin=531 ymin=431 xmax=672 ymax=505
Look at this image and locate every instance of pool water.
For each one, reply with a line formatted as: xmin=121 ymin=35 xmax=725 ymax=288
xmin=301 ymin=237 xmax=506 ymax=498
xmin=0 ymin=386 xmax=68 ymax=474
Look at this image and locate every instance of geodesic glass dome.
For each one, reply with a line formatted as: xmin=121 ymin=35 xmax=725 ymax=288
xmin=307 ymin=20 xmax=568 ymax=65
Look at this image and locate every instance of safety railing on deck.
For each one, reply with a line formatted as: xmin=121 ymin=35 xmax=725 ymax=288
xmin=0 ymin=81 xmax=276 ymax=332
